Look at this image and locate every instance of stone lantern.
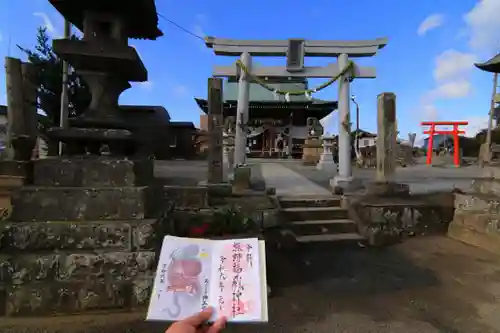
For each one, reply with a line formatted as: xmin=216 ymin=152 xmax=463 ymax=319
xmin=316 ymin=132 xmax=337 ymax=174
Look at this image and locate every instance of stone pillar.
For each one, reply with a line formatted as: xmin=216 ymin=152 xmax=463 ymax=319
xmin=207 ymin=78 xmax=224 ymax=184
xmin=234 ymin=52 xmax=252 ymax=166
xmin=316 ymin=134 xmax=337 ymax=175
xmin=376 ymin=92 xmax=397 ymax=182
xmin=331 ymin=53 xmax=354 ymax=189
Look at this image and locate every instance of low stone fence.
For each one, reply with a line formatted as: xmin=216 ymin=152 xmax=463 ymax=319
xmin=0 ymin=183 xmax=278 ymax=317
xmin=348 ymin=192 xmax=454 ymax=246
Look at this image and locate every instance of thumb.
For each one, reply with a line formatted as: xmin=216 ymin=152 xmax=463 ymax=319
xmin=182 ymin=307 xmax=214 ymax=327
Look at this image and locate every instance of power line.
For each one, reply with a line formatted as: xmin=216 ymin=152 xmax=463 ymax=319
xmin=157 ymin=13 xmax=205 ymax=41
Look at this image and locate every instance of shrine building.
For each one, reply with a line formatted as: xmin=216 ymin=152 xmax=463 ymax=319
xmin=195 ymin=77 xmax=337 ymax=158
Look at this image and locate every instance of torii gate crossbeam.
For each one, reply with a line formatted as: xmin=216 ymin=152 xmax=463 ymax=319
xmin=205 ymin=36 xmax=387 ymax=189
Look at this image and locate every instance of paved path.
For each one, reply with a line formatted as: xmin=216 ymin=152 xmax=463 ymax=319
xmin=260 ymin=162 xmax=332 ymax=196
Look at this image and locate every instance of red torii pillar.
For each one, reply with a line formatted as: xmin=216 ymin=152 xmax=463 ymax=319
xmin=421 ymin=121 xmax=468 ymax=167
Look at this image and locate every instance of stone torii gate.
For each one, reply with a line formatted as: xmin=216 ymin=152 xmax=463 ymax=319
xmin=205 ymin=37 xmax=387 ymax=188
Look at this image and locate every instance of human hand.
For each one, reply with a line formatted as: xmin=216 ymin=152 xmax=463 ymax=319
xmin=166 ymin=307 xmax=227 ymax=333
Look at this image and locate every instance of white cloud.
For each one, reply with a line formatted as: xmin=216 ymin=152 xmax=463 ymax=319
xmin=464 ymin=0 xmax=500 ymax=53
xmin=422 ymin=104 xmax=439 ymax=120
xmin=417 ymin=14 xmax=445 ymax=36
xmin=428 ymin=79 xmax=473 ymax=99
xmin=433 ymin=49 xmax=477 ymax=82
xmin=33 ymin=12 xmax=58 ymax=37
xmin=465 ymin=115 xmax=489 ymax=136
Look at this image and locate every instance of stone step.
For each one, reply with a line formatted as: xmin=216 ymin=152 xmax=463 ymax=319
xmin=281 ymin=206 xmax=349 ymax=221
xmin=10 ymin=186 xmax=148 ymax=221
xmin=295 ymin=233 xmax=365 ymax=243
xmin=290 ymin=219 xmax=358 ymax=236
xmin=0 ymin=219 xmax=158 ymax=253
xmin=448 ymin=223 xmax=500 ymax=255
xmin=279 ymin=196 xmax=341 ymax=209
xmin=33 ymin=158 xmax=154 ymax=187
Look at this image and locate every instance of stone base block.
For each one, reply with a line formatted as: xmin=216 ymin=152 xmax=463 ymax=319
xmin=0 ymin=250 xmax=155 ymax=316
xmin=163 ymin=185 xmax=208 ymax=209
xmin=364 ymin=181 xmax=410 ymax=197
xmin=472 ymin=178 xmax=500 ymax=196
xmin=316 ymin=158 xmax=337 ymax=175
xmin=481 ymin=166 xmax=500 ymax=180
xmin=330 ymin=177 xmax=364 ymax=195
xmin=10 ymin=186 xmax=148 ymax=221
xmin=1 ymin=277 xmax=152 ymax=316
xmin=454 ymin=193 xmax=500 ymax=213
xmin=448 ymin=223 xmax=500 ymax=255
xmin=0 ymin=219 xmax=158 ymax=253
xmin=0 ymin=161 xmax=33 ymax=183
xmin=233 ymin=166 xmax=251 ymax=191
xmin=33 ymin=157 xmax=153 ymax=187
xmin=452 ymin=211 xmax=500 ymax=237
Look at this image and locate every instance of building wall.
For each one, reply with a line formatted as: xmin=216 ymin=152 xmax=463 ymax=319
xmin=199 ymin=115 xmax=208 ymax=131
xmin=358 ymin=137 xmax=377 ymax=149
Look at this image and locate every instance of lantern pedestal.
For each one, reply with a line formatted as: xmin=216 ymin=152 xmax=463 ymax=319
xmin=317 ymin=134 xmax=337 ymax=175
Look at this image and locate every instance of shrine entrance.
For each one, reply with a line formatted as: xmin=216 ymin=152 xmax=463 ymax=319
xmin=205 ymin=36 xmax=387 ymax=188
xmin=421 ymin=121 xmax=468 ymax=167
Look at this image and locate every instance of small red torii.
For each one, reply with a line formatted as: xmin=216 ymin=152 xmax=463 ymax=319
xmin=421 ymin=121 xmax=469 ymax=167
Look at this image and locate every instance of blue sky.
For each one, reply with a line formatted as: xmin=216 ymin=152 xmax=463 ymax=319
xmin=1 ymin=0 xmax=500 ymax=144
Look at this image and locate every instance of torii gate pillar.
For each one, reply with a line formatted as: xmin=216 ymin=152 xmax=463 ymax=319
xmin=334 ymin=53 xmax=353 ymax=186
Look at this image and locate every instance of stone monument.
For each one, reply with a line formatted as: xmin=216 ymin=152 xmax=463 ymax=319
xmin=316 ymin=132 xmax=337 ymax=175
xmin=365 ymin=93 xmax=409 ymax=197
xmin=207 ymin=78 xmax=224 ymax=184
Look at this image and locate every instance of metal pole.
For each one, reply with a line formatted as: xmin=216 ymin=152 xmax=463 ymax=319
xmin=485 ymin=72 xmax=498 ymax=160
xmin=58 ymin=20 xmax=71 ymax=156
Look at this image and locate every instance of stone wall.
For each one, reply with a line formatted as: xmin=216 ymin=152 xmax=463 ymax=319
xmin=448 ymin=193 xmax=500 ymax=254
xmin=349 ymin=192 xmax=454 ymax=246
xmin=0 ymin=175 xmax=278 ymax=317
xmin=0 ymin=158 xmax=160 ymax=316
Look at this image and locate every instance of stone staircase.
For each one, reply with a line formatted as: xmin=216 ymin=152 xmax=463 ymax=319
xmin=278 ymin=195 xmax=364 ymax=244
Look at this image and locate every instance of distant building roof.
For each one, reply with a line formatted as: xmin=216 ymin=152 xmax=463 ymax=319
xmin=475 ymin=53 xmax=500 ymax=73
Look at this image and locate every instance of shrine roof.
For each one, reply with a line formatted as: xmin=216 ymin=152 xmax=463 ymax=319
xmin=194 ymin=98 xmax=337 ymax=120
xmin=49 ymin=0 xmax=163 ymax=40
xmin=475 ymin=53 xmax=500 ymax=73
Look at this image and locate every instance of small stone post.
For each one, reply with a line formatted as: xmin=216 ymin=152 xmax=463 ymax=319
xmin=21 ymin=62 xmax=39 ymax=157
xmin=376 ymin=92 xmax=397 ymax=181
xmin=5 ymin=57 xmax=24 ymax=160
xmin=207 ymin=78 xmax=224 ymax=184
